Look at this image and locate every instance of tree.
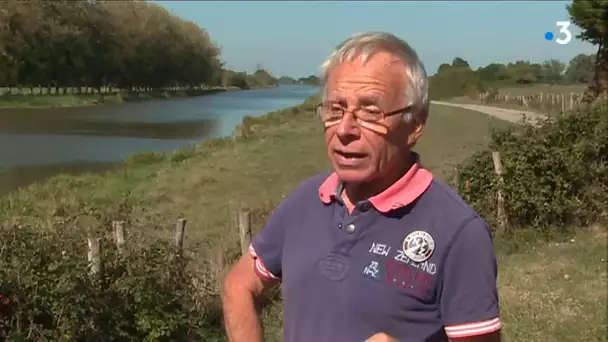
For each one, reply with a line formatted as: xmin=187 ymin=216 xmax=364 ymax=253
xmin=568 ymin=0 xmax=608 ymax=101
xmin=452 ymin=57 xmax=470 ymax=68
xmin=565 ymin=53 xmax=595 ymax=83
xmin=277 ymin=76 xmax=296 ymax=85
xmin=476 ymin=63 xmax=507 ymax=83
xmin=228 ymin=72 xmax=249 ymax=89
xmin=0 ymin=1 xmax=224 ymax=92
xmin=508 ymin=60 xmax=541 ymax=84
xmin=542 ymin=59 xmax=566 ymax=84
xmin=251 ymin=68 xmax=276 ymax=87
xmin=297 ymin=75 xmax=320 ymax=85
xmin=436 ymin=63 xmax=451 ymax=74
xmin=429 ymin=65 xmax=485 ymax=100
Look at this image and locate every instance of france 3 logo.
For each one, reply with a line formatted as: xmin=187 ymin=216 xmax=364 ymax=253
xmin=545 ymin=21 xmax=573 ymax=45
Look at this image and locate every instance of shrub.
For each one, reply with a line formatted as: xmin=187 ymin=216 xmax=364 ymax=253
xmin=0 ymin=222 xmax=225 ymax=341
xmin=458 ymin=102 xmax=608 ymax=232
xmin=429 ymin=66 xmax=487 ymax=101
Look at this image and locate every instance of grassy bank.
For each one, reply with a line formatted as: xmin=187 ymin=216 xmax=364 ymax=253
xmin=0 ymin=96 xmax=605 ymax=340
xmin=1 ymin=95 xmax=514 ymax=244
xmin=0 ymin=86 xmax=244 ymax=109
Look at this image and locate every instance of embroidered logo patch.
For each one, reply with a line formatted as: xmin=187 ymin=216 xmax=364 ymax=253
xmin=362 ymin=260 xmax=382 ymax=280
xmin=402 ymin=230 xmax=435 ymax=263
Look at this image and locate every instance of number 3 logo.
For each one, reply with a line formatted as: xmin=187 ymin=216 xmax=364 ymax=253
xmin=556 ymin=21 xmax=572 ymax=45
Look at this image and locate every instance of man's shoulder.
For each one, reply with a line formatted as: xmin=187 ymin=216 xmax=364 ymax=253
xmin=418 ymin=178 xmax=491 ymax=234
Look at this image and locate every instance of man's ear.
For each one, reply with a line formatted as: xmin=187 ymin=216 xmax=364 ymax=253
xmin=407 ymin=119 xmax=425 ymax=147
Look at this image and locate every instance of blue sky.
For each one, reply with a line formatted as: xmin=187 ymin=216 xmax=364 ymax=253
xmin=157 ymin=1 xmax=596 ymax=78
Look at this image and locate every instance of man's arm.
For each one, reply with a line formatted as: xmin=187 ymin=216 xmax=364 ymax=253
xmin=221 ymin=191 xmax=292 ymax=341
xmin=440 ymin=217 xmax=502 ymax=342
xmin=450 ymin=331 xmax=501 ymax=342
xmin=221 ymin=252 xmax=278 ymax=342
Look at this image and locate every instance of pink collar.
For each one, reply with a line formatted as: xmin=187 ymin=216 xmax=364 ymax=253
xmin=318 ymin=157 xmax=433 ymax=213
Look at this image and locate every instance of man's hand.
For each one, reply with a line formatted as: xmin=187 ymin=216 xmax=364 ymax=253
xmin=365 ymin=332 xmax=399 ymax=342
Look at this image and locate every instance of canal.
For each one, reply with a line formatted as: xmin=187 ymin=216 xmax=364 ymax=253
xmin=0 ymin=85 xmax=318 ymax=195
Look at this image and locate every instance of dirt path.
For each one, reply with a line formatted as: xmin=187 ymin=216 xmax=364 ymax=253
xmin=431 ymin=101 xmax=547 ymax=126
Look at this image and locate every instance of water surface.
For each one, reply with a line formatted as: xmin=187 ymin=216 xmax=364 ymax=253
xmin=0 ymin=85 xmax=318 ymax=195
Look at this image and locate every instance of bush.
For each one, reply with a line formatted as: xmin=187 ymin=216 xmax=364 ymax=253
xmin=228 ymin=72 xmax=249 ymax=90
xmin=429 ymin=66 xmax=487 ymax=101
xmin=458 ymin=102 xmax=608 ymax=232
xmin=0 ymin=222 xmax=225 ymax=341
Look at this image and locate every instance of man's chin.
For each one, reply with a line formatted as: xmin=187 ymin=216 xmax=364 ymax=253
xmin=334 ymin=168 xmax=374 ymax=184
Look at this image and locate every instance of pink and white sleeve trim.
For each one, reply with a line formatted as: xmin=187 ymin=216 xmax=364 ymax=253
xmin=248 ymin=244 xmax=279 ymax=281
xmin=444 ymin=317 xmax=501 ymax=338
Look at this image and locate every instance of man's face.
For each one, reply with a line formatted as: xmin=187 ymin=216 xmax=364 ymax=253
xmin=323 ymin=51 xmax=423 ymax=184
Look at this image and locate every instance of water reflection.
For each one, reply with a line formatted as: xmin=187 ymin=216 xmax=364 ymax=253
xmin=0 ymin=85 xmax=318 ymax=195
xmin=0 ymin=162 xmax=119 ymax=195
xmin=0 ymin=118 xmax=218 ymax=139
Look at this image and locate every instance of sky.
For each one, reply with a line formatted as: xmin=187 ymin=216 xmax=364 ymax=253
xmin=157 ymin=1 xmax=597 ymax=78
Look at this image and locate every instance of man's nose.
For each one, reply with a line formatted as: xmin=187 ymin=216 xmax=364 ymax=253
xmin=335 ymin=112 xmax=359 ymax=138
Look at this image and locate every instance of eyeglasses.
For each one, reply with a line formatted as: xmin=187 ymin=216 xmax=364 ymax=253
xmin=315 ymin=102 xmax=411 ymax=126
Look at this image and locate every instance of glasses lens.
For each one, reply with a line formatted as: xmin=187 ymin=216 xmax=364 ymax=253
xmin=355 ymin=108 xmax=383 ymax=122
xmin=318 ymin=104 xmax=342 ymax=123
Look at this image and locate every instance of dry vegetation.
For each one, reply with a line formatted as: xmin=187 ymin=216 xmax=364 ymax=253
xmin=495 ymin=84 xmax=588 ymax=96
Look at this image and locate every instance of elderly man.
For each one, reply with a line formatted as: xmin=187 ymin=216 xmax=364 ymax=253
xmin=221 ymin=31 xmax=501 ymax=342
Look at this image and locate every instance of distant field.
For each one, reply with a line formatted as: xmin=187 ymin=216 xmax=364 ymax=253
xmin=449 ymin=83 xmax=590 ymax=116
xmin=496 ymin=83 xmax=587 ymax=96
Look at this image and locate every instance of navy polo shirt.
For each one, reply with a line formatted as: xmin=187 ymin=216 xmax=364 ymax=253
xmin=250 ymin=156 xmax=501 ymax=341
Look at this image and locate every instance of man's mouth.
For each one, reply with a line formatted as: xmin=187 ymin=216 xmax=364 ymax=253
xmin=336 ymin=150 xmax=367 ymax=159
xmin=334 ymin=150 xmax=368 ymax=167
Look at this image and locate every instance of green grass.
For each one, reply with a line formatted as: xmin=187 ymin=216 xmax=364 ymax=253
xmin=1 ymin=97 xmax=605 ymax=340
xmin=497 ymin=230 xmax=607 ymax=342
xmin=0 ymin=94 xmax=103 ymax=108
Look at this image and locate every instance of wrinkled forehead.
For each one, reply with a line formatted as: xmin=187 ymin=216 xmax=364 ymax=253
xmin=323 ymin=52 xmax=408 ymax=105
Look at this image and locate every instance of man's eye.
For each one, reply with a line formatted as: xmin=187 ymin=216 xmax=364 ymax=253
xmin=362 ymin=107 xmax=382 ymax=115
xmin=329 ymin=106 xmax=344 ymax=113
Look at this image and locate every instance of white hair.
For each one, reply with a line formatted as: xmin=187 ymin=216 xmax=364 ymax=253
xmin=320 ymin=31 xmax=429 ymax=124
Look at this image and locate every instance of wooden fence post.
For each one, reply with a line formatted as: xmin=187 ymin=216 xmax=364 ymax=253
xmin=113 ymin=220 xmax=126 ymax=254
xmin=238 ymin=210 xmax=252 ymax=255
xmin=87 ymin=237 xmax=102 ymax=276
xmin=491 ymin=152 xmax=507 ymax=228
xmin=175 ymin=218 xmax=187 ymax=255
xmin=539 ymin=92 xmax=544 ymax=111
xmin=453 ymin=166 xmax=461 ymax=194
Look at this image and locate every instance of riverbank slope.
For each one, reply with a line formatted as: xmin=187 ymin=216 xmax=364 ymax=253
xmin=0 ymin=85 xmax=276 ymax=109
xmin=0 ymin=98 xmax=605 ymax=341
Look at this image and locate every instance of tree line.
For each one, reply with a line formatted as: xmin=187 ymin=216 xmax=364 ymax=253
xmin=429 ymin=54 xmax=595 ymax=100
xmin=277 ymin=75 xmax=320 ymax=86
xmin=0 ymin=0 xmax=277 ymax=94
xmin=431 ymin=0 xmax=607 ymax=102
